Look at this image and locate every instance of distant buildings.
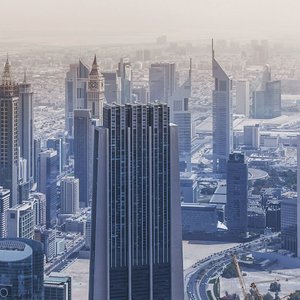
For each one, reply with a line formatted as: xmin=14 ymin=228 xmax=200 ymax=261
xmin=226 ymin=152 xmax=248 ymax=235
xmin=149 ymin=62 xmax=176 ymax=103
xmin=0 ymin=238 xmax=44 ymax=299
xmin=117 ymin=58 xmax=132 ymax=104
xmin=102 ymin=71 xmax=120 ymax=104
xmin=65 ymin=60 xmax=89 ymax=136
xmin=0 ymin=59 xmax=19 ymax=206
xmin=212 ymin=42 xmax=233 ymax=173
xmin=236 ymin=80 xmax=250 ymax=117
xmin=89 ymin=103 xmax=183 ymax=300
xmin=60 ymin=176 xmax=79 ymax=215
xmin=252 ymin=65 xmax=281 ymax=119
xmin=244 ymin=124 xmax=260 ymax=149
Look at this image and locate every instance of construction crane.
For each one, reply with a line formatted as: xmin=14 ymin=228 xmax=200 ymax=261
xmin=232 ymin=255 xmax=249 ymax=300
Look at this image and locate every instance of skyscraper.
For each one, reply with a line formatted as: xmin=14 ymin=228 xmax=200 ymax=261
xmin=212 ymin=41 xmax=233 ymax=173
xmin=226 ymin=152 xmax=248 ymax=235
xmin=0 ymin=238 xmax=44 ymax=299
xmin=117 ymin=58 xmax=132 ymax=104
xmin=89 ymin=103 xmax=183 ymax=300
xmin=0 ymin=59 xmax=19 ymax=206
xmin=19 ymin=71 xmax=34 ymax=184
xmin=0 ymin=187 xmax=10 ymax=238
xmin=102 ymin=71 xmax=120 ymax=104
xmin=38 ymin=149 xmax=60 ymax=227
xmin=74 ymin=109 xmax=94 ymax=208
xmin=65 ymin=60 xmax=89 ymax=136
xmin=60 ymin=176 xmax=79 ymax=215
xmin=169 ymin=59 xmax=192 ymax=170
xmin=235 ymin=80 xmax=250 ymax=117
xmin=87 ymin=55 xmax=105 ymax=123
xmin=149 ymin=62 xmax=176 ymax=103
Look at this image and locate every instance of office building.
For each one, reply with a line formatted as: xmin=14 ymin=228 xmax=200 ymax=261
xmin=180 ymin=172 xmax=199 ymax=203
xmin=0 ymin=238 xmax=44 ymax=299
xmin=60 ymin=176 xmax=79 ymax=215
xmin=252 ymin=66 xmax=281 ymax=119
xmin=117 ymin=58 xmax=132 ymax=104
xmin=281 ymin=198 xmax=297 ymax=254
xmin=102 ymin=71 xmax=120 ymax=104
xmin=0 ymin=187 xmax=10 ymax=238
xmin=38 ymin=149 xmax=60 ymax=227
xmin=44 ymin=276 xmax=72 ymax=300
xmin=87 ymin=55 xmax=105 ymax=122
xmin=132 ymin=85 xmax=148 ymax=104
xmin=33 ymin=138 xmax=42 ymax=184
xmin=89 ymin=103 xmax=183 ymax=300
xmin=65 ymin=60 xmax=89 ymax=136
xmin=297 ymin=135 xmax=300 ymax=257
xmin=149 ymin=62 xmax=176 ymax=103
xmin=212 ymin=41 xmax=233 ymax=173
xmin=47 ymin=137 xmax=65 ymax=174
xmin=244 ymin=124 xmax=260 ymax=149
xmin=74 ymin=109 xmax=94 ymax=207
xmin=19 ymin=71 xmax=34 ymax=186
xmin=226 ymin=152 xmax=248 ymax=234
xmin=236 ymin=80 xmax=250 ymax=117
xmin=28 ymin=192 xmax=47 ymax=226
xmin=35 ymin=226 xmax=56 ymax=262
xmin=6 ymin=201 xmax=35 ymax=239
xmin=169 ymin=59 xmax=192 ymax=169
xmin=0 ymin=58 xmax=19 ymax=206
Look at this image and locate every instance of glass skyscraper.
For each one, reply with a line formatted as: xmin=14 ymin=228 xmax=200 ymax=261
xmin=0 ymin=238 xmax=44 ymax=299
xmin=89 ymin=103 xmax=183 ymax=300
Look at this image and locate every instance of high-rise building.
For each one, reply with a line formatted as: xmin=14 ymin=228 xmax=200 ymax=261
xmin=117 ymin=58 xmax=132 ymax=104
xmin=236 ymin=80 xmax=250 ymax=117
xmin=89 ymin=103 xmax=183 ymax=300
xmin=149 ymin=62 xmax=176 ymax=103
xmin=87 ymin=55 xmax=105 ymax=122
xmin=27 ymin=192 xmax=47 ymax=226
xmin=19 ymin=71 xmax=34 ymax=185
xmin=74 ymin=109 xmax=94 ymax=208
xmin=38 ymin=149 xmax=60 ymax=227
xmin=60 ymin=176 xmax=79 ymax=215
xmin=243 ymin=124 xmax=260 ymax=149
xmin=226 ymin=152 xmax=248 ymax=235
xmin=34 ymin=138 xmax=42 ymax=184
xmin=297 ymin=135 xmax=300 ymax=258
xmin=212 ymin=41 xmax=233 ymax=173
xmin=0 ymin=59 xmax=19 ymax=206
xmin=102 ymin=71 xmax=120 ymax=104
xmin=65 ymin=60 xmax=89 ymax=136
xmin=0 ymin=187 xmax=10 ymax=238
xmin=44 ymin=276 xmax=72 ymax=300
xmin=34 ymin=226 xmax=56 ymax=262
xmin=169 ymin=59 xmax=192 ymax=170
xmin=47 ymin=137 xmax=65 ymax=174
xmin=6 ymin=201 xmax=35 ymax=239
xmin=252 ymin=66 xmax=281 ymax=119
xmin=0 ymin=238 xmax=44 ymax=299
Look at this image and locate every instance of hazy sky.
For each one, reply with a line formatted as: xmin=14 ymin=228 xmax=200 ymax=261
xmin=1 ymin=0 xmax=300 ymax=45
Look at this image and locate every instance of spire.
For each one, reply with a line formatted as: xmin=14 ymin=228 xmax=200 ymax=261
xmin=2 ymin=56 xmax=13 ymax=85
xmin=23 ymin=69 xmax=27 ymax=83
xmin=90 ymin=54 xmax=99 ymax=76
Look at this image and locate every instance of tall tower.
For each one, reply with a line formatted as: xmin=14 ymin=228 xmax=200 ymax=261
xmin=226 ymin=152 xmax=248 ymax=235
xmin=19 ymin=71 xmax=34 ymax=185
xmin=212 ymin=40 xmax=233 ymax=173
xmin=65 ymin=60 xmax=89 ymax=136
xmin=60 ymin=176 xmax=79 ymax=215
xmin=89 ymin=103 xmax=183 ymax=300
xmin=87 ymin=55 xmax=105 ymax=123
xmin=117 ymin=57 xmax=132 ymax=104
xmin=0 ymin=58 xmax=19 ymax=206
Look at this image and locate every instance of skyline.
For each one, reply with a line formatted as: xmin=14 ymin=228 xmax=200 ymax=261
xmin=2 ymin=0 xmax=300 ymax=45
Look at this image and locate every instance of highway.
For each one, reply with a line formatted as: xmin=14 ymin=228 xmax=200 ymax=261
xmin=184 ymin=233 xmax=279 ymax=300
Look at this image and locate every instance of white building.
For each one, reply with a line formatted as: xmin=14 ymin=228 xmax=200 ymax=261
xmin=236 ymin=80 xmax=250 ymax=117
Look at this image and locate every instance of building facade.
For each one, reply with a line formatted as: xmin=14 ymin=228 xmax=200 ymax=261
xmin=212 ymin=42 xmax=233 ymax=173
xmin=226 ymin=152 xmax=248 ymax=235
xmin=89 ymin=103 xmax=183 ymax=300
xmin=60 ymin=176 xmax=79 ymax=215
xmin=235 ymin=80 xmax=250 ymax=117
xmin=0 ymin=187 xmax=10 ymax=238
xmin=44 ymin=276 xmax=72 ymax=300
xmin=0 ymin=238 xmax=44 ymax=299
